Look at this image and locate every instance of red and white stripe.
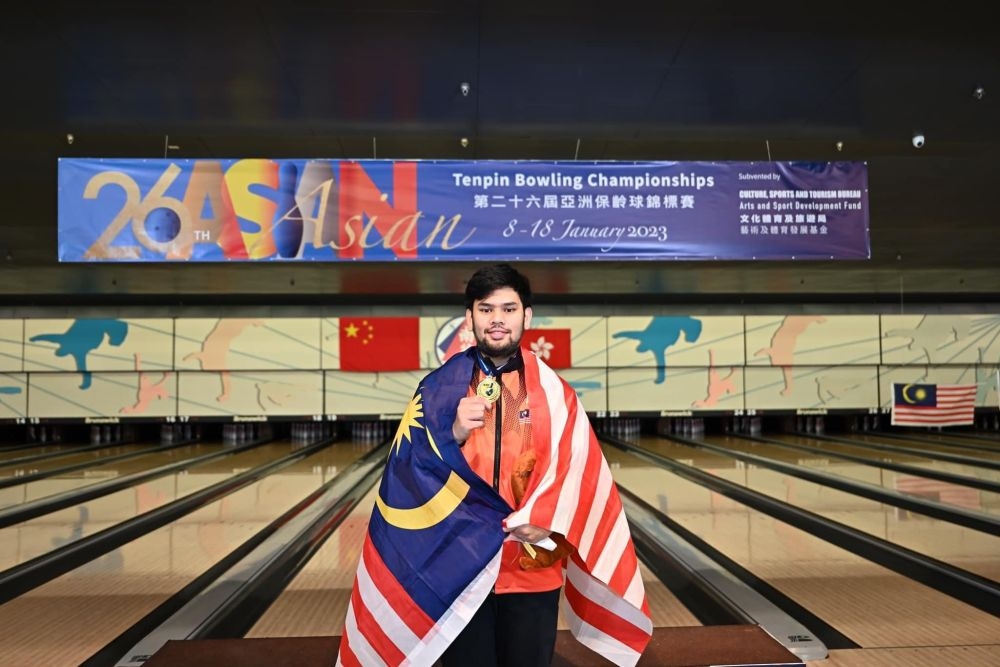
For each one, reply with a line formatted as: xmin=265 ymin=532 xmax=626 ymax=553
xmin=338 ymin=533 xmax=502 ymax=667
xmin=564 ymin=563 xmax=655 ymax=665
xmin=892 ymin=384 xmax=976 ymax=426
xmin=506 ymin=354 xmax=652 ymax=666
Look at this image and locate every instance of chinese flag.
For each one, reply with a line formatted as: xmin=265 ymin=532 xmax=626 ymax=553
xmin=521 ymin=329 xmax=572 ymax=369
xmin=339 ymin=317 xmax=420 ymax=371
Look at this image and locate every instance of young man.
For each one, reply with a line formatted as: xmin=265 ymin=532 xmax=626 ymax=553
xmin=441 ymin=263 xmax=562 ymax=666
xmin=338 ymin=264 xmax=650 ymax=667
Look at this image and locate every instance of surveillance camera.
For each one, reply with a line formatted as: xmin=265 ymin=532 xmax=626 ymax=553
xmin=66 ymin=133 xmax=74 ymax=145
xmin=460 ymin=137 xmax=470 ymax=148
xmin=911 ymin=133 xmax=924 ymax=148
xmin=459 ymin=82 xmax=470 ymax=97
xmin=973 ymin=85 xmax=985 ymax=100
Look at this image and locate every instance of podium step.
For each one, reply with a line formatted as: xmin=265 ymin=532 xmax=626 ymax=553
xmin=143 ymin=625 xmax=803 ymax=667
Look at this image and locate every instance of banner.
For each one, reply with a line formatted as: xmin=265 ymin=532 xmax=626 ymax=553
xmin=58 ymin=159 xmax=869 ymax=262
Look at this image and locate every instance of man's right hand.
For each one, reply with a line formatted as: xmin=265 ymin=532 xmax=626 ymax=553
xmin=452 ymin=395 xmax=490 ymax=443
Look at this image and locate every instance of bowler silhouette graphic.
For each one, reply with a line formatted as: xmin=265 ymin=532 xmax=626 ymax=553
xmin=30 ymin=319 xmax=129 ymax=389
xmin=613 ymin=316 xmax=703 ymax=384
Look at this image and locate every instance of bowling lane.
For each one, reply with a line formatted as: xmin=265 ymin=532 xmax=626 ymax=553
xmin=0 ymin=442 xmax=301 ymax=571
xmin=0 ymin=443 xmax=84 ymax=463
xmin=717 ymin=434 xmax=1000 ymax=518
xmin=839 ymin=432 xmax=1000 ymax=462
xmin=0 ymin=440 xmax=376 ymax=666
xmin=637 ymin=434 xmax=1000 ymax=582
xmin=605 ymin=438 xmax=1000 ymax=649
xmin=245 ymin=485 xmax=381 ymax=638
xmin=0 ymin=443 xmax=218 ymax=512
xmin=894 ymin=431 xmax=1000 ymax=452
xmin=246 ymin=488 xmax=696 ymax=638
xmin=0 ymin=443 xmax=154 ymax=477
xmin=771 ymin=433 xmax=1000 ymax=485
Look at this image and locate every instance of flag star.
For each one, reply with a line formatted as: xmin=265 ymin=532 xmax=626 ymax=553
xmin=345 ymin=323 xmax=359 ymax=338
xmin=392 ymin=392 xmax=425 ymax=456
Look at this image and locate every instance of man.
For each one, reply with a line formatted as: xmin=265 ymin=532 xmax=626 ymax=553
xmin=440 ymin=263 xmax=563 ymax=666
xmin=339 ymin=264 xmax=650 ymax=667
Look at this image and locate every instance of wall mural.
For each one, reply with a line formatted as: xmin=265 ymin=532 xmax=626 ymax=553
xmin=0 ymin=314 xmax=997 ymax=420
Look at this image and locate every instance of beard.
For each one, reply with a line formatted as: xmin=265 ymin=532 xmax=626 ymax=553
xmin=475 ymin=329 xmax=522 ymax=362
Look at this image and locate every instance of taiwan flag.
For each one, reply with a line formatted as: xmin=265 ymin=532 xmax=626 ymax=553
xmin=522 ymin=329 xmax=572 ymax=369
xmin=339 ymin=317 xmax=420 ymax=371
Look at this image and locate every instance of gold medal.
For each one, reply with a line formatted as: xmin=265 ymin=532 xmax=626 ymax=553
xmin=476 ymin=376 xmax=501 ymax=403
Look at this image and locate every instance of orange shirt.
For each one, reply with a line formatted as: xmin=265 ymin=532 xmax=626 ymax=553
xmin=461 ymin=364 xmax=563 ymax=594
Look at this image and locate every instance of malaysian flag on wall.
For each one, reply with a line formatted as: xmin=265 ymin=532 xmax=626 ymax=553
xmin=891 ymin=383 xmax=976 ymax=427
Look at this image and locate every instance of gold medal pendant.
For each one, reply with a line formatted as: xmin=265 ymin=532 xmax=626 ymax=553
xmin=476 ymin=377 xmax=501 ymax=403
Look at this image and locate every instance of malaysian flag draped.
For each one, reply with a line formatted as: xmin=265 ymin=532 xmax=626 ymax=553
xmin=891 ymin=383 xmax=976 ymax=427
xmin=338 ymin=348 xmax=652 ymax=667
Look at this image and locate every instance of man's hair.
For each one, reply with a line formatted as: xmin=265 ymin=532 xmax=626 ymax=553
xmin=464 ymin=263 xmax=532 ymax=310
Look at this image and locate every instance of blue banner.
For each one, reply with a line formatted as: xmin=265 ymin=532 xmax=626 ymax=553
xmin=57 ymin=159 xmax=869 ymax=262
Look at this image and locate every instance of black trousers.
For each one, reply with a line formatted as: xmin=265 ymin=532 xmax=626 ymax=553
xmin=438 ymin=588 xmax=561 ymax=667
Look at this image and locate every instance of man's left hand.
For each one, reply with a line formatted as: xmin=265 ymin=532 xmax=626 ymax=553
xmin=506 ymin=523 xmax=551 ymax=544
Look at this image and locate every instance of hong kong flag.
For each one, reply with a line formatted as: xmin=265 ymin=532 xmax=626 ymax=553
xmin=339 ymin=317 xmax=420 ymax=371
xmin=521 ymin=329 xmax=573 ymax=369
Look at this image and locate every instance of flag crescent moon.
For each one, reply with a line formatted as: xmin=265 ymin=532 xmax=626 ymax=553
xmin=376 ymin=426 xmax=470 ymax=530
xmin=376 ymin=471 xmax=470 ymax=530
xmin=902 ymin=383 xmax=918 ymax=404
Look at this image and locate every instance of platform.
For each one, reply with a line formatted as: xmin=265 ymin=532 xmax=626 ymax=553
xmin=143 ymin=625 xmax=804 ymax=667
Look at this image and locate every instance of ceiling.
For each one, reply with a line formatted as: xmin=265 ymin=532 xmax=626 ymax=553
xmin=1 ymin=2 xmax=998 ymax=306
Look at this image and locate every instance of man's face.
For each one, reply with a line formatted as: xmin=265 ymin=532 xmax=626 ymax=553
xmin=465 ymin=287 xmax=533 ymax=363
